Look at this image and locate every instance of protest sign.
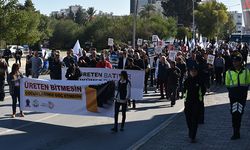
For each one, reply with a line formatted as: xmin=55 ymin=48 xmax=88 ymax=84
xmin=137 ymin=39 xmax=143 ymax=46
xmin=147 ymin=48 xmax=155 ymax=57
xmin=207 ymin=54 xmax=215 ymax=65
xmin=108 ymin=38 xmax=114 ymax=46
xmin=169 ymin=51 xmax=177 ymax=61
xmin=73 ymin=40 xmax=81 ymax=56
xmin=20 ymin=78 xmax=114 ymax=117
xmin=62 ymin=68 xmax=145 ymax=100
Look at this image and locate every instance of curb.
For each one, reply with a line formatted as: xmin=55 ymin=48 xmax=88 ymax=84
xmin=128 ymin=107 xmax=185 ymax=150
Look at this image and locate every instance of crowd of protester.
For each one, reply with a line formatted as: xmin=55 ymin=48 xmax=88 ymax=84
xmin=0 ymin=40 xmax=249 ymax=138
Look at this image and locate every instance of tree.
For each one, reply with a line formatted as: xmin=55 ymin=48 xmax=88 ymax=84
xmin=6 ymin=10 xmax=41 ymax=45
xmin=176 ymin=26 xmax=191 ymax=40
xmin=75 ymin=8 xmax=88 ymax=25
xmin=49 ymin=20 xmax=80 ymax=49
xmin=195 ymin=1 xmax=229 ymax=38
xmin=24 ymin=0 xmax=35 ymax=11
xmin=0 ymin=0 xmax=18 ymax=42
xmin=161 ymin=0 xmax=197 ymax=27
xmin=87 ymin=7 xmax=96 ymax=21
xmin=218 ymin=13 xmax=236 ymax=40
xmin=38 ymin=15 xmax=53 ymax=42
xmin=139 ymin=4 xmax=156 ymax=18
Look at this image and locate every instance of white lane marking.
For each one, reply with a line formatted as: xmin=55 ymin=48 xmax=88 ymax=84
xmin=128 ymin=107 xmax=185 ymax=150
xmin=0 ymin=114 xmax=59 ymax=135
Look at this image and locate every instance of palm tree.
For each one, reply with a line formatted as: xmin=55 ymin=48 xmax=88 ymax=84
xmin=87 ymin=7 xmax=96 ymax=21
xmin=139 ymin=4 xmax=156 ymax=18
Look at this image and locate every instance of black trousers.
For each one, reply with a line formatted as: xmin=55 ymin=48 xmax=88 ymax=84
xmin=4 ymin=58 xmax=9 ymax=66
xmin=198 ymin=101 xmax=204 ymax=123
xmin=215 ymin=67 xmax=223 ymax=85
xmin=114 ymin=102 xmax=127 ymax=129
xmin=159 ymin=79 xmax=167 ymax=98
xmin=144 ymin=72 xmax=149 ymax=93
xmin=0 ymin=80 xmax=5 ymax=101
xmin=15 ymin=58 xmax=21 ymax=66
xmin=168 ymin=86 xmax=178 ymax=105
xmin=230 ymin=99 xmax=246 ymax=130
xmin=185 ymin=103 xmax=200 ymax=139
xmin=11 ymin=87 xmax=21 ymax=114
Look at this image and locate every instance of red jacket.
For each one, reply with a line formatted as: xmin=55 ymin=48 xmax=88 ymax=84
xmin=96 ymin=60 xmax=112 ymax=69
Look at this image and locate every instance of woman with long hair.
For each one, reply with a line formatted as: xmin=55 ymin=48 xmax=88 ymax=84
xmin=8 ymin=63 xmax=24 ymax=118
xmin=111 ymin=71 xmax=131 ymax=132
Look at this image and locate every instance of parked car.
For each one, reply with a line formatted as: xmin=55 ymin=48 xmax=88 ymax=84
xmin=7 ymin=45 xmax=24 ymax=54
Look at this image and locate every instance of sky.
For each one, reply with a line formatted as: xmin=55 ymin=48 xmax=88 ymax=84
xmin=19 ymin=0 xmax=242 ymax=16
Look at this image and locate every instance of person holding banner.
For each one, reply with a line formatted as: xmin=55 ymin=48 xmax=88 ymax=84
xmin=111 ymin=70 xmax=131 ymax=132
xmin=8 ymin=63 xmax=24 ymax=118
xmin=65 ymin=60 xmax=81 ymax=80
xmin=125 ymin=58 xmax=141 ymax=108
xmin=96 ymin=54 xmax=112 ymax=69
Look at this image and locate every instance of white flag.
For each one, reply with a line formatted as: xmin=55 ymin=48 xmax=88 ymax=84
xmin=73 ymin=40 xmax=82 ymax=56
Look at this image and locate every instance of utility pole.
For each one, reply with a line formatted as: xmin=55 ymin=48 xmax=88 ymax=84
xmin=133 ymin=0 xmax=138 ymax=49
xmin=192 ymin=0 xmax=195 ymax=41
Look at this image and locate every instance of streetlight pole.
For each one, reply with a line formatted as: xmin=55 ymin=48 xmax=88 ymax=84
xmin=133 ymin=0 xmax=138 ymax=49
xmin=192 ymin=0 xmax=195 ymax=41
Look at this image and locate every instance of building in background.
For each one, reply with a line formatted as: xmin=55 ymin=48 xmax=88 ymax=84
xmin=50 ymin=5 xmax=82 ymax=18
xmin=130 ymin=0 xmax=162 ymax=14
xmin=241 ymin=0 xmax=250 ymax=33
xmin=230 ymin=11 xmax=243 ymax=33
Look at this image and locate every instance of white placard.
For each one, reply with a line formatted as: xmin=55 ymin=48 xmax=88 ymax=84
xmin=207 ymin=54 xmax=215 ymax=65
xmin=108 ymin=38 xmax=114 ymax=46
xmin=137 ymin=39 xmax=143 ymax=46
xmin=169 ymin=51 xmax=177 ymax=61
xmin=152 ymin=35 xmax=158 ymax=42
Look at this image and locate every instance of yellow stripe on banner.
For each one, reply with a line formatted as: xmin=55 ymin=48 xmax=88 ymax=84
xmin=85 ymin=87 xmax=98 ymax=113
xmin=24 ymin=90 xmax=82 ymax=100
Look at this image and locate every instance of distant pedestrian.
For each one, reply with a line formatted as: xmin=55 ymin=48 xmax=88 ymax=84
xmin=30 ymin=50 xmax=43 ymax=78
xmin=14 ymin=48 xmax=23 ymax=66
xmin=183 ymin=65 xmax=206 ymax=143
xmin=111 ymin=70 xmax=131 ymax=132
xmin=3 ymin=48 xmax=12 ymax=66
xmin=25 ymin=50 xmax=33 ymax=77
xmin=225 ymin=53 xmax=250 ymax=140
xmin=8 ymin=63 xmax=24 ymax=118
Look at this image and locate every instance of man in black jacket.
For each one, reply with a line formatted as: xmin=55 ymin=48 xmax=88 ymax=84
xmin=167 ymin=61 xmax=181 ymax=107
xmin=3 ymin=48 xmax=11 ymax=66
xmin=184 ymin=65 xmax=206 ymax=143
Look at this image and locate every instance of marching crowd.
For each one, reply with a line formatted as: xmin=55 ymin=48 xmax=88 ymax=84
xmin=0 ymin=41 xmax=249 ymax=142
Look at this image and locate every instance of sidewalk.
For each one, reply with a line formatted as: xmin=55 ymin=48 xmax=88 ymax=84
xmin=137 ymin=86 xmax=250 ymax=150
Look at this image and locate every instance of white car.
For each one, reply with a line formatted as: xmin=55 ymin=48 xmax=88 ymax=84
xmin=7 ymin=45 xmax=24 ymax=54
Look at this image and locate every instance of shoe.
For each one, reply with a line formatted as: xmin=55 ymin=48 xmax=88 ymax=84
xmin=191 ymin=139 xmax=196 ymax=143
xmin=11 ymin=114 xmax=16 ymax=118
xmin=111 ymin=128 xmax=118 ymax=132
xmin=231 ymin=135 xmax=240 ymax=140
xmin=20 ymin=113 xmax=25 ymax=117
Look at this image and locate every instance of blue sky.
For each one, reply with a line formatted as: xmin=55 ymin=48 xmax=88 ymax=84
xmin=19 ymin=0 xmax=242 ymax=15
